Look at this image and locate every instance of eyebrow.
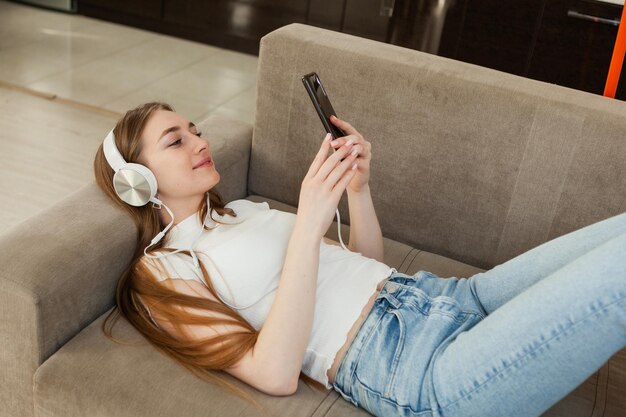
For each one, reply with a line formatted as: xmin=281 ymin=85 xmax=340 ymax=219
xmin=158 ymin=121 xmax=196 ymax=143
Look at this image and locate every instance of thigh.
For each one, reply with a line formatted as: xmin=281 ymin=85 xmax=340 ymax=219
xmin=333 ymin=278 xmax=486 ymax=417
xmin=468 ymin=210 xmax=626 ymax=314
xmin=430 ymin=232 xmax=626 ymax=417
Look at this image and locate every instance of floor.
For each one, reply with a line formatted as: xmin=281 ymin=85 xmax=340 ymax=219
xmin=0 ymin=0 xmax=258 ymax=234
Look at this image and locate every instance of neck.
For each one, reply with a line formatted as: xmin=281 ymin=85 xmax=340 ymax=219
xmin=157 ymin=194 xmax=206 ymax=226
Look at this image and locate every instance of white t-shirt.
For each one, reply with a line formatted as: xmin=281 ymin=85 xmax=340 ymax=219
xmin=142 ymin=196 xmax=396 ymax=389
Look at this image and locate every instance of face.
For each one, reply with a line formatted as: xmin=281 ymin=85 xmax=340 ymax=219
xmin=138 ymin=110 xmax=219 ymax=202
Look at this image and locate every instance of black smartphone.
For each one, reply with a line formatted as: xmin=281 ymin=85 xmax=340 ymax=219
xmin=302 ymin=72 xmax=347 ymax=140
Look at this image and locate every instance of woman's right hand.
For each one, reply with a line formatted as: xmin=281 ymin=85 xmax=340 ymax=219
xmin=295 ymin=133 xmax=359 ymax=239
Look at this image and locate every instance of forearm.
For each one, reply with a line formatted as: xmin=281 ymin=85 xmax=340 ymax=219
xmin=252 ymin=221 xmax=320 ymax=393
xmin=347 ymin=185 xmax=384 ymax=262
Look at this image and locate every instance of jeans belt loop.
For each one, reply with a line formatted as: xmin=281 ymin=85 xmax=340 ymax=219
xmin=378 ymin=282 xmax=402 ymax=309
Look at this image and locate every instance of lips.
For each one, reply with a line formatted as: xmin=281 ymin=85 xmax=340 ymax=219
xmin=193 ymin=157 xmax=212 ymax=169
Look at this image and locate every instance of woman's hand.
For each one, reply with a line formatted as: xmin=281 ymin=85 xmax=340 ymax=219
xmin=296 ymin=133 xmax=359 ymax=239
xmin=329 ymin=115 xmax=372 ymax=194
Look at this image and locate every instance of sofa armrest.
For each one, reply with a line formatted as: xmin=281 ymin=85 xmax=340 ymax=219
xmin=0 ymin=115 xmax=253 ymax=417
xmin=0 ymin=182 xmax=136 ymax=417
xmin=196 ymin=114 xmax=253 ymax=202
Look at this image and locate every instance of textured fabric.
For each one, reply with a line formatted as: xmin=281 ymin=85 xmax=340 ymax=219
xmin=142 ymin=195 xmax=396 ymax=389
xmin=333 ymin=211 xmax=626 ymax=417
xmin=251 ymin=23 xmax=626 ymax=272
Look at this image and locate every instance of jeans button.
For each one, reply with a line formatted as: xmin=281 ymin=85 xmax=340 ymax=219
xmin=386 ymin=282 xmax=398 ymax=293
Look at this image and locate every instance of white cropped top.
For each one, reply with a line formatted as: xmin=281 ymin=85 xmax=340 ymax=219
xmin=141 ymin=195 xmax=396 ymax=389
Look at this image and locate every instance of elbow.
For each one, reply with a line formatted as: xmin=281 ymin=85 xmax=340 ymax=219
xmin=267 ymin=376 xmax=298 ymax=396
xmin=281 ymin=378 xmax=299 ymax=396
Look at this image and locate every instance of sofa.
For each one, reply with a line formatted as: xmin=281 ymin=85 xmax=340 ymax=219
xmin=2 ymin=22 xmax=626 ymax=417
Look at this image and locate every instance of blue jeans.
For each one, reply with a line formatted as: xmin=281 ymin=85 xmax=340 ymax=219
xmin=332 ymin=211 xmax=626 ymax=417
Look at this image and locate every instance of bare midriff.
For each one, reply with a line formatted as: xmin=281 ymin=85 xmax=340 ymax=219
xmin=326 ymin=272 xmax=394 ymax=386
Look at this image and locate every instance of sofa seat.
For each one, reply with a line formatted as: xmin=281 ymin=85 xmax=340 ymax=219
xmin=32 ymin=195 xmax=601 ymax=417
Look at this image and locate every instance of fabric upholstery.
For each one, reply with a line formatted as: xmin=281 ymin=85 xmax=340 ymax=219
xmin=1 ymin=22 xmax=625 ymax=417
xmin=249 ymin=24 xmax=626 ymax=271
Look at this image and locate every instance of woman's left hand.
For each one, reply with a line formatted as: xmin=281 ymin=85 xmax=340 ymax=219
xmin=329 ymin=115 xmax=372 ymax=193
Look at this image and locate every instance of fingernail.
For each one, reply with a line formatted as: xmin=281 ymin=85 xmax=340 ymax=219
xmin=325 ymin=133 xmax=331 ymax=141
xmin=346 ymin=138 xmax=354 ymax=146
xmin=351 ymin=162 xmax=357 ymax=170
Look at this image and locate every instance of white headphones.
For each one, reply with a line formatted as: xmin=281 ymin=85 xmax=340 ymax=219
xmin=102 ymin=128 xmax=204 ymax=268
xmin=103 ymin=129 xmax=160 ymax=208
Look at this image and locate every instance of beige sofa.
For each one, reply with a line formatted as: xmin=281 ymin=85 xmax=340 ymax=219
xmin=2 ymin=22 xmax=626 ymax=417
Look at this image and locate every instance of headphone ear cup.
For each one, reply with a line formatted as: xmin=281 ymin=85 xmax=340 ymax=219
xmin=112 ymin=162 xmax=158 ymax=206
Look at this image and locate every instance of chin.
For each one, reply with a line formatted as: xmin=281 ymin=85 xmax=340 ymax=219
xmin=205 ymin=177 xmax=220 ymax=192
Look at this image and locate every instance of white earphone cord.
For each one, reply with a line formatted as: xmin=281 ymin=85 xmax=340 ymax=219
xmin=335 ymin=208 xmax=348 ymax=251
xmin=142 ymin=202 xmax=202 ymax=269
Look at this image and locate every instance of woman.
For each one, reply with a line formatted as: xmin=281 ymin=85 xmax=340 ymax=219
xmin=93 ymin=102 xmax=626 ymax=417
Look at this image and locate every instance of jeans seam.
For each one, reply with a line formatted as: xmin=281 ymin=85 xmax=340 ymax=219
xmin=384 ymin=309 xmax=406 ymax=397
xmin=355 ymin=376 xmax=436 ymax=416
xmin=405 ymin=300 xmax=485 ymax=323
xmin=437 ymin=294 xmax=626 ymax=412
xmin=399 ymin=285 xmax=487 ymax=321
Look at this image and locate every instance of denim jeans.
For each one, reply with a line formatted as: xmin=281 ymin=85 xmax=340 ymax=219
xmin=332 ymin=211 xmax=626 ymax=417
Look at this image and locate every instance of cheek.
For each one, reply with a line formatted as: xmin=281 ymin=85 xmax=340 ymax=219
xmin=150 ymin=160 xmax=192 ymax=186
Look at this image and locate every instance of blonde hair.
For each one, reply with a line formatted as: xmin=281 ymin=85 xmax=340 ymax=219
xmin=93 ymin=102 xmax=326 ymax=414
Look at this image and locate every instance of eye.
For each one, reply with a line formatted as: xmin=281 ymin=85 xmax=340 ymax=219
xmin=168 ymin=131 xmax=202 ymax=147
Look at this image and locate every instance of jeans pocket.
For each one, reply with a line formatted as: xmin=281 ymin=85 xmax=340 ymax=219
xmin=353 ymin=304 xmax=405 ymax=399
xmin=383 ymin=308 xmax=407 ymax=398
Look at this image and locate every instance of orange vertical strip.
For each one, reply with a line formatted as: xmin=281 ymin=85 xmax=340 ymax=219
xmin=604 ymin=1 xmax=626 ymax=98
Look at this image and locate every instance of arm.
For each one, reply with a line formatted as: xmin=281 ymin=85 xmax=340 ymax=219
xmin=325 ymin=115 xmax=383 ymax=262
xmin=252 ymin=221 xmax=320 ymax=394
xmin=143 ymin=224 xmax=320 ymax=396
xmin=346 ymin=185 xmax=384 ymax=263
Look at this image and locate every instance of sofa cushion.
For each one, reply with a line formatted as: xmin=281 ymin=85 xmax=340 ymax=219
xmin=33 ymin=195 xmax=489 ymax=417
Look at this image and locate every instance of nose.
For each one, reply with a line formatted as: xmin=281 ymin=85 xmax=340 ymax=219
xmin=194 ymin=136 xmax=209 ymax=153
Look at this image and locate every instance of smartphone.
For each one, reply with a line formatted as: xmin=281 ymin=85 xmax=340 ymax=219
xmin=302 ymin=72 xmax=347 ymax=140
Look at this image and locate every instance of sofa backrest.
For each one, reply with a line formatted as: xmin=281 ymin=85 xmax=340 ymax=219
xmin=248 ymin=23 xmax=626 ymax=270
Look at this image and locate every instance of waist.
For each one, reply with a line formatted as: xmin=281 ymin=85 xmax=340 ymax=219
xmin=326 ymin=271 xmax=394 ymax=386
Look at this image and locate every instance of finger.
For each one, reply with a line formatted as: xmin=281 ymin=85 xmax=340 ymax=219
xmin=346 ymin=144 xmax=363 ymax=157
xmin=330 ymin=134 xmax=358 ymax=149
xmin=316 ymin=141 xmax=356 ymax=181
xmin=331 ymin=157 xmax=359 ymax=196
xmin=324 ymin=148 xmax=359 ymax=190
xmin=337 ymin=141 xmax=371 ymax=161
xmin=305 ymin=133 xmax=332 ymax=179
xmin=330 ymin=115 xmax=359 ymax=136
xmin=335 ymin=143 xmax=366 ymax=163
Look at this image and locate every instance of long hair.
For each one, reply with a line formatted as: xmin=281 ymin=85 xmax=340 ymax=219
xmin=93 ymin=102 xmax=326 ymax=414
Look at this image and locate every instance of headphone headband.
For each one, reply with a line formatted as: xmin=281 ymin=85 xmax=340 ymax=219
xmin=103 ymin=129 xmax=126 ymax=173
